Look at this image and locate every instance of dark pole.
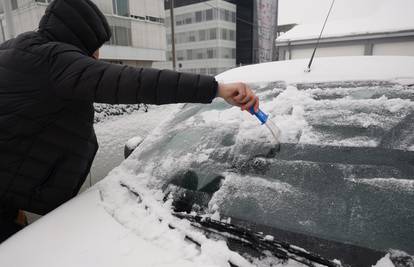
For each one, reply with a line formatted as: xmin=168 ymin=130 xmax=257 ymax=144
xmin=169 ymin=0 xmax=177 ymax=71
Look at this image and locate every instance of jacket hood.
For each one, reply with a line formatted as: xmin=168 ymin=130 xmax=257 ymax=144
xmin=39 ymin=0 xmax=112 ymax=55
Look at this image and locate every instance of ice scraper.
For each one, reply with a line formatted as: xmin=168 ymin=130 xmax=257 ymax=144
xmin=249 ymin=107 xmax=281 ymax=151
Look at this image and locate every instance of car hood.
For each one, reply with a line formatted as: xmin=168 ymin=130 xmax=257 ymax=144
xmin=0 ymin=188 xmax=193 ymax=267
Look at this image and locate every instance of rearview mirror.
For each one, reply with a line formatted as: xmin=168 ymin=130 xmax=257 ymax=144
xmin=124 ymin=136 xmax=143 ymax=159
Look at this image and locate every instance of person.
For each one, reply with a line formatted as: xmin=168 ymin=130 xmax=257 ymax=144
xmin=0 ymin=0 xmax=259 ymax=242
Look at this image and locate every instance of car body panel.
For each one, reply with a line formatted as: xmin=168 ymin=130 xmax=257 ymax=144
xmin=0 ymin=188 xmax=191 ymax=267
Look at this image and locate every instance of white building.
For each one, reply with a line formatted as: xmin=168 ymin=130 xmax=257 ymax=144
xmin=276 ymin=0 xmax=414 ymax=61
xmin=0 ymin=0 xmax=167 ymax=67
xmin=154 ymin=0 xmax=236 ymax=76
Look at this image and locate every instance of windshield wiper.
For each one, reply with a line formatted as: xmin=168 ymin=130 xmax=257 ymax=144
xmin=173 ymin=213 xmax=340 ymax=267
xmin=120 ymin=182 xmax=339 ymax=267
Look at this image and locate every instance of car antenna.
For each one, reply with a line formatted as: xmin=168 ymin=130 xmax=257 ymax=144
xmin=305 ymin=0 xmax=336 ymax=73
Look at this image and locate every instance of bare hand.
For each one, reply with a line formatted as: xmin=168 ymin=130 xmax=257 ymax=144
xmin=217 ymin=83 xmax=259 ymax=113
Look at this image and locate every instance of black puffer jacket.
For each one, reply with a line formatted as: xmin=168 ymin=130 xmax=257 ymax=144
xmin=0 ymin=0 xmax=218 ymax=215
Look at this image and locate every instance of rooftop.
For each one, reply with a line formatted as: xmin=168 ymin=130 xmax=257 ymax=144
xmin=277 ymin=0 xmax=414 ymax=42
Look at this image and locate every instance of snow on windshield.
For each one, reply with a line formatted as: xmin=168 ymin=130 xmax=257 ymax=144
xmin=98 ymin=169 xmax=313 ymax=267
xmin=185 ymin=82 xmax=414 ymax=149
xmin=97 ymin=76 xmax=413 ymax=265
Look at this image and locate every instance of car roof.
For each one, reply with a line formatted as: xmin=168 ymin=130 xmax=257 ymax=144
xmin=216 ymin=56 xmax=414 ymax=85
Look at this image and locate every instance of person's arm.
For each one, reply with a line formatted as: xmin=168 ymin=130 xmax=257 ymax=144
xmin=48 ymin=49 xmax=217 ymax=104
xmin=48 ymin=48 xmax=259 ymax=111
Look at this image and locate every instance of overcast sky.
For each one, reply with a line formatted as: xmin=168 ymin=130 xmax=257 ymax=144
xmin=278 ymin=0 xmax=386 ymax=25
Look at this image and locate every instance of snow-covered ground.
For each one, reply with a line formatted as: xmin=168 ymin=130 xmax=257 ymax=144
xmin=82 ymin=104 xmax=180 ymax=190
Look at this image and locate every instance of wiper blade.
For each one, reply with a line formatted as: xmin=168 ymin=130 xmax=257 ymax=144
xmin=121 ymin=182 xmax=340 ymax=266
xmin=173 ymin=212 xmax=340 ymax=267
xmin=120 ymin=183 xmax=247 ymax=267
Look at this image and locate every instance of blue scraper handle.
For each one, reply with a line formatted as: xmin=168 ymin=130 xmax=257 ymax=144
xmin=249 ymin=107 xmax=268 ymax=125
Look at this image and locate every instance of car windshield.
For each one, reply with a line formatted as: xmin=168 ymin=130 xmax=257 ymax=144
xmin=130 ymin=80 xmax=414 ymax=263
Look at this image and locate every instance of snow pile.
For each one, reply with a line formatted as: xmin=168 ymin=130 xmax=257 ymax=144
xmin=181 ymin=87 xmax=311 ymax=146
xmin=94 ymin=104 xmax=146 ymax=123
xmin=373 ymin=254 xmax=394 ymax=267
xmin=183 ymin=84 xmax=413 ymax=148
xmin=277 ymin=0 xmax=414 ymax=41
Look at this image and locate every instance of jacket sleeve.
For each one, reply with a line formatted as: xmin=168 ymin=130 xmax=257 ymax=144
xmin=47 ymin=49 xmax=218 ymax=105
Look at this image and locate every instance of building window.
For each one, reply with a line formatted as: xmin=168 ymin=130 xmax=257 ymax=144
xmin=221 ymin=29 xmax=227 ymax=40
xmin=189 ymin=33 xmax=196 ymax=42
xmin=209 ymin=28 xmax=217 ymax=39
xmin=107 ymin=15 xmax=132 ymax=46
xmin=187 ymin=50 xmax=193 ymax=60
xmin=173 ymin=47 xmax=236 ymax=62
xmin=109 ymin=26 xmax=132 ymax=46
xmin=146 ymin=16 xmax=162 ymax=23
xmin=177 ymin=51 xmax=184 ymax=61
xmin=195 ymin=11 xmax=202 ymax=23
xmin=229 ymin=30 xmax=235 ymax=41
xmin=231 ymin=11 xmax=236 ymax=22
xmin=219 ymin=47 xmax=233 ymax=59
xmin=225 ymin=10 xmax=230 ymax=21
xmin=172 ymin=8 xmax=235 ymax=26
xmin=219 ymin=9 xmax=225 ymax=21
xmin=11 ymin=0 xmax=18 ymax=10
xmin=113 ymin=0 xmax=129 ymax=17
xmin=206 ymin=9 xmax=213 ymax=21
xmin=197 ymin=52 xmax=203 ymax=59
xmin=207 ymin=49 xmax=214 ymax=59
xmin=199 ymin=30 xmax=206 ymax=41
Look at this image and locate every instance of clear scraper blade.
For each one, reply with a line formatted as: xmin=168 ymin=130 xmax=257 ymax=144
xmin=249 ymin=107 xmax=281 ymax=152
xmin=264 ymin=119 xmax=281 ymax=152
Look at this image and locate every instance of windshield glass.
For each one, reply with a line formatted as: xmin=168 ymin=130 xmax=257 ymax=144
xmin=130 ymin=80 xmax=414 ymax=259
